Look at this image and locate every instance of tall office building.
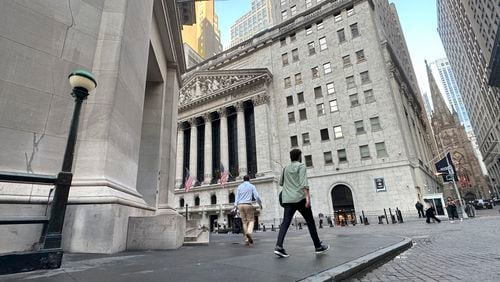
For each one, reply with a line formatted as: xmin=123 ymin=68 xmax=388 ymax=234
xmin=437 ymin=0 xmax=500 ymax=188
xmin=429 ymin=58 xmax=472 ymax=133
xmin=174 ymin=0 xmax=442 ymax=229
xmin=230 ymin=0 xmax=273 ymax=47
xmin=182 ymin=0 xmax=223 ymax=59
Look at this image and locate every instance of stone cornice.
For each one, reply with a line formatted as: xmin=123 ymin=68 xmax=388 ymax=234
xmin=179 ymin=69 xmax=272 ymax=112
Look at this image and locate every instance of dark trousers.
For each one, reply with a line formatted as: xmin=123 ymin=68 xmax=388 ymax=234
xmin=417 ymin=208 xmax=425 ymax=218
xmin=276 ymin=199 xmax=321 ymax=248
xmin=425 ymin=209 xmax=441 ymax=223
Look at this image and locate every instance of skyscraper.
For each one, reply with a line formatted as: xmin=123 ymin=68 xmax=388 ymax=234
xmin=429 ymin=58 xmax=472 ymax=133
xmin=437 ymin=0 xmax=500 ymax=188
xmin=182 ymin=0 xmax=223 ymax=59
xmin=230 ymin=0 xmax=273 ymax=47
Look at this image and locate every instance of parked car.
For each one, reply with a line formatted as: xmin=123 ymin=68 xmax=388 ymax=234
xmin=473 ymin=199 xmax=493 ymax=209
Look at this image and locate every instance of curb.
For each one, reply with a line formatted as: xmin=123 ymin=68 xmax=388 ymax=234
xmin=299 ymin=237 xmax=413 ymax=282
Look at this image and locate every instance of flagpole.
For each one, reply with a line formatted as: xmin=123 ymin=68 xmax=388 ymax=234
xmin=445 ymin=152 xmax=468 ymax=219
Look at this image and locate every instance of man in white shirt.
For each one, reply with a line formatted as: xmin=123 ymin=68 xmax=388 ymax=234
xmin=235 ymin=175 xmax=262 ymax=246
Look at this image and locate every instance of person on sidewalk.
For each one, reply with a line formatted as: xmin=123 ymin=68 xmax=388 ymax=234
xmin=415 ymin=201 xmax=425 ymax=218
xmin=235 ymin=175 xmax=262 ymax=246
xmin=424 ymin=199 xmax=441 ymax=224
xmin=274 ymin=149 xmax=330 ymax=258
xmin=446 ymin=197 xmax=459 ymax=221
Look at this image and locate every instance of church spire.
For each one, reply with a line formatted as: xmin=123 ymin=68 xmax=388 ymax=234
xmin=426 ymin=60 xmax=452 ymax=120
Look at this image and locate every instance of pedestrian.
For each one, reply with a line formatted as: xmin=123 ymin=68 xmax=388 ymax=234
xmin=424 ymin=199 xmax=441 ymax=223
xmin=235 ymin=175 xmax=262 ymax=246
xmin=446 ymin=197 xmax=459 ymax=221
xmin=274 ymin=149 xmax=330 ymax=258
xmin=415 ymin=201 xmax=425 ymax=218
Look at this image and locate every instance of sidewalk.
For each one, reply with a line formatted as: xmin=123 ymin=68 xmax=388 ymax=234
xmin=0 ymin=228 xmax=410 ymax=282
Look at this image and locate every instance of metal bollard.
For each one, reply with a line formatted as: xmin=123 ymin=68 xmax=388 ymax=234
xmin=362 ymin=210 xmax=369 ymax=225
xmin=271 ymin=224 xmax=275 ymax=231
xmin=378 ymin=216 xmax=384 ymax=224
xmin=389 ymin=208 xmax=397 ymax=224
xmin=298 ymin=223 xmax=302 ymax=229
xmin=384 ymin=208 xmax=389 ymax=224
xmin=319 ymin=219 xmax=323 ymax=228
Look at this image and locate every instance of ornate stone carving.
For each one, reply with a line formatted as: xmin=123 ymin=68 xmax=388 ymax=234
xmin=217 ymin=108 xmax=228 ymax=117
xmin=252 ymin=94 xmax=270 ymax=106
xmin=201 ymin=112 xmax=212 ymax=122
xmin=235 ymin=101 xmax=245 ymax=112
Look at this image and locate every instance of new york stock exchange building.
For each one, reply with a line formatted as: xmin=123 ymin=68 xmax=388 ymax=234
xmin=174 ymin=0 xmax=442 ymax=230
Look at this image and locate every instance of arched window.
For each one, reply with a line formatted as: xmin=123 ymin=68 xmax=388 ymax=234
xmin=195 ymin=196 xmax=200 ymax=206
xmin=229 ymin=192 xmax=235 ymax=203
xmin=179 ymin=198 xmax=184 ymax=208
xmin=211 ymin=194 xmax=217 ymax=205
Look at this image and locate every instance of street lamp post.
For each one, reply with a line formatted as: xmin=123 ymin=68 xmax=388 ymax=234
xmin=445 ymin=154 xmax=468 ymax=219
xmin=43 ymin=70 xmax=97 ymax=250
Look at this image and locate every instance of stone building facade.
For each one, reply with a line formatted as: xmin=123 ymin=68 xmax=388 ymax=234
xmin=174 ymin=0 xmax=440 ymax=229
xmin=426 ymin=62 xmax=490 ymax=201
xmin=0 ymin=0 xmax=187 ymax=254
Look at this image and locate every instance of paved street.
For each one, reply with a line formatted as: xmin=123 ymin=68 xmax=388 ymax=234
xmin=348 ymin=207 xmax=500 ymax=281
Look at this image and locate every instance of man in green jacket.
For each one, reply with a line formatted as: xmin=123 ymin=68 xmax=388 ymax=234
xmin=274 ymin=149 xmax=330 ymax=258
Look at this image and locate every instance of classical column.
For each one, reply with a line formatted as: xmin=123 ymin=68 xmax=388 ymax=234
xmin=235 ymin=102 xmax=247 ymax=178
xmin=252 ymin=95 xmax=272 ymax=175
xmin=219 ymin=108 xmax=229 ymax=173
xmin=175 ymin=123 xmax=184 ymax=189
xmin=189 ymin=118 xmax=198 ymax=183
xmin=203 ymin=113 xmax=213 ymax=184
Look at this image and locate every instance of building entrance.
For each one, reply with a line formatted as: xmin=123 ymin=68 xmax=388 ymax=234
xmin=209 ymin=214 xmax=218 ymax=232
xmin=331 ymin=185 xmax=356 ymax=225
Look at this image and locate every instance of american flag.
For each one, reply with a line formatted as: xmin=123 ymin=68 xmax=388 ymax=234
xmin=184 ymin=168 xmax=194 ymax=192
xmin=219 ymin=163 xmax=229 ymax=188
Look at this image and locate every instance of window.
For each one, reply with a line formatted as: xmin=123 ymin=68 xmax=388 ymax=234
xmin=355 ymin=120 xmax=365 ymax=134
xmin=333 ymin=125 xmax=343 ymax=139
xmin=319 ymin=37 xmax=328 ymax=51
xmin=317 ymin=103 xmax=325 ymax=116
xmin=229 ymin=192 xmax=235 ymax=203
xmin=350 ymin=23 xmax=360 ymax=37
xmin=342 ymin=55 xmax=351 ymax=67
xmin=317 ymin=20 xmax=324 ymax=30
xmin=323 ymin=62 xmax=332 ymax=74
xmin=297 ymin=92 xmax=305 ymax=103
xmin=324 ymin=152 xmax=333 ymax=164
xmin=306 ymin=0 xmax=312 ymax=8
xmin=211 ymin=194 xmax=217 ymax=204
xmin=295 ymin=73 xmax=303 ymax=84
xmin=356 ymin=50 xmax=365 ymax=62
xmin=299 ymin=108 xmax=307 ymax=120
xmin=337 ymin=29 xmax=346 ymax=43
xmin=329 ymin=100 xmax=338 ymax=112
xmin=308 ymin=41 xmax=316 ymax=55
xmin=302 ymin=133 xmax=310 ymax=145
xmin=288 ymin=112 xmax=295 ymax=123
xmin=360 ymin=71 xmax=370 ymax=84
xmin=376 ymin=142 xmax=388 ymax=157
xmin=334 ymin=13 xmax=342 ymax=22
xmin=180 ymin=198 xmax=184 ymax=207
xmin=290 ymin=32 xmax=296 ymax=42
xmin=304 ymin=155 xmax=313 ymax=167
xmin=346 ymin=75 xmax=355 ymax=88
xmin=359 ymin=145 xmax=370 ymax=158
xmin=305 ymin=25 xmax=313 ymax=35
xmin=320 ymin=128 xmax=329 ymax=141
xmin=282 ymin=10 xmax=288 ymax=20
xmin=349 ymin=93 xmax=360 ymax=107
xmin=370 ymin=117 xmax=381 ymax=131
xmin=280 ymin=37 xmax=287 ymax=47
xmin=364 ymin=89 xmax=375 ymax=103
xmin=347 ymin=7 xmax=355 ymax=16
xmin=195 ymin=196 xmax=200 ymax=206
xmin=292 ymin=48 xmax=299 ymax=62
xmin=290 ymin=135 xmax=298 ymax=147
xmin=326 ymin=82 xmax=335 ymax=94
xmin=338 ymin=149 xmax=347 ymax=162
xmin=284 ymin=77 xmax=291 ymax=88
xmin=282 ymin=53 xmax=289 ymax=66
xmin=311 ymin=67 xmax=320 ymax=78
xmin=286 ymin=96 xmax=294 ymax=106
xmin=314 ymin=86 xmax=322 ymax=98
xmin=291 ymin=5 xmax=297 ymax=16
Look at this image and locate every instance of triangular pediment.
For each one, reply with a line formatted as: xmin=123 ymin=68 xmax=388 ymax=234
xmin=179 ymin=69 xmax=272 ymax=110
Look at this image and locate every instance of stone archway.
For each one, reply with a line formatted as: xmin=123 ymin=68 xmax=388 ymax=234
xmin=331 ymin=184 xmax=356 ymax=225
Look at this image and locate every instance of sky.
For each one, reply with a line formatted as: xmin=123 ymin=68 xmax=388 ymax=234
xmin=214 ymin=0 xmax=448 ymax=98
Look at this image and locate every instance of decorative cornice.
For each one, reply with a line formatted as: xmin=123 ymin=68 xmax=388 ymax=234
xmin=178 ymin=69 xmax=272 ymax=111
xmin=252 ymin=94 xmax=270 ymax=106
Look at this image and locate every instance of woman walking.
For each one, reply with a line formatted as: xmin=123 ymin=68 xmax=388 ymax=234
xmin=424 ymin=199 xmax=441 ymax=223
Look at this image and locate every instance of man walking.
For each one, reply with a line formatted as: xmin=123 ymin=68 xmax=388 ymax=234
xmin=415 ymin=201 xmax=425 ymax=218
xmin=274 ymin=149 xmax=329 ymax=258
xmin=235 ymin=175 xmax=261 ymax=246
